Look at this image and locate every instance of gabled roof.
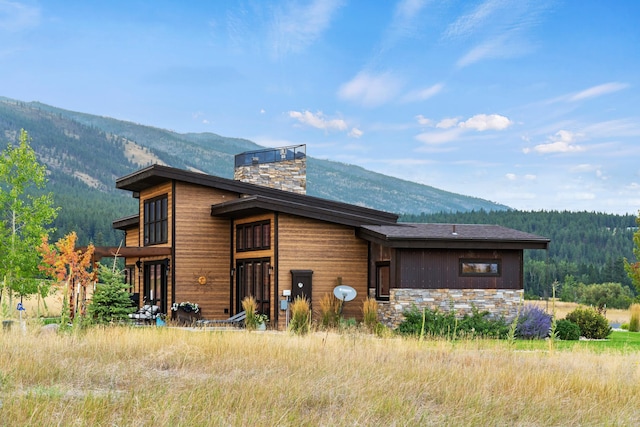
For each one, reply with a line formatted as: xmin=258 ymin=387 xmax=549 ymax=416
xmin=357 ymin=223 xmax=549 ymax=250
xmin=115 ymin=164 xmax=398 ymax=227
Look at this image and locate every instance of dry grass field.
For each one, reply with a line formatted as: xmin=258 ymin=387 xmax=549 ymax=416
xmin=1 ymin=324 xmax=640 ymax=426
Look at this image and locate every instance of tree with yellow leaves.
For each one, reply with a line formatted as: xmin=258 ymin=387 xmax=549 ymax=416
xmin=39 ymin=231 xmax=95 ymax=320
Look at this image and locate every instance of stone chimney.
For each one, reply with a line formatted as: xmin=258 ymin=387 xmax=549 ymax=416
xmin=234 ymin=145 xmax=306 ymax=195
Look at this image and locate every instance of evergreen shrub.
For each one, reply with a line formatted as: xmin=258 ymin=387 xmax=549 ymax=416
xmin=88 ymin=265 xmax=135 ymax=324
xmin=555 ymin=319 xmax=580 ymax=340
xmin=565 ymin=307 xmax=612 ymax=339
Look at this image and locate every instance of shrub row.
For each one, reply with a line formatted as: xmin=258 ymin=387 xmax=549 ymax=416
xmin=397 ymin=304 xmax=612 ymax=341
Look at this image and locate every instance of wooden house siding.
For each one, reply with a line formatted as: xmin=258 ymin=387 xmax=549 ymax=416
xmin=397 ymin=249 xmax=522 ymax=290
xmin=277 ymin=214 xmax=368 ymax=322
xmin=173 ymin=181 xmax=236 ymax=319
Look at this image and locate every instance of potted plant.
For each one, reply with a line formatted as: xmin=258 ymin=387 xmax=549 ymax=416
xmin=171 ymin=302 xmax=199 ymax=313
xmin=255 ymin=313 xmax=269 ymax=331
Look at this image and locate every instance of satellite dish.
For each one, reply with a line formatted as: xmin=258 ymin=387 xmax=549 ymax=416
xmin=333 ymin=285 xmax=357 ymax=302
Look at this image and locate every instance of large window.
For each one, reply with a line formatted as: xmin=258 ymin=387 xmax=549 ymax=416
xmin=236 ymin=220 xmax=271 ymax=252
xmin=459 ymin=259 xmax=501 ymax=277
xmin=144 ymin=195 xmax=168 ymax=245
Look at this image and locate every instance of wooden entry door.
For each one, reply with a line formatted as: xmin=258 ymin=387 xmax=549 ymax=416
xmin=143 ymin=261 xmax=168 ymax=313
xmin=236 ymin=258 xmax=271 ymax=316
xmin=290 ymin=270 xmax=313 ymax=307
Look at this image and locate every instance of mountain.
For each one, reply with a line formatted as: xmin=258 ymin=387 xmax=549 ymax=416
xmin=0 ymin=96 xmax=508 ymax=244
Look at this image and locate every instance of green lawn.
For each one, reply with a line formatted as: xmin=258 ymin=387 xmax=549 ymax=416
xmin=512 ymin=330 xmax=640 ymax=353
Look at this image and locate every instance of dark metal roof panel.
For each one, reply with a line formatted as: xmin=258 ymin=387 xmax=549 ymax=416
xmin=357 ymin=223 xmax=550 ymax=250
xmin=112 ymin=214 xmax=139 ymax=230
xmin=210 ymin=195 xmax=398 ymax=227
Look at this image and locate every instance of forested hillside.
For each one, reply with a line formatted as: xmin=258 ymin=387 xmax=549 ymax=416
xmin=1 ymin=97 xmax=509 ymax=240
xmin=403 ymin=210 xmax=638 ymax=297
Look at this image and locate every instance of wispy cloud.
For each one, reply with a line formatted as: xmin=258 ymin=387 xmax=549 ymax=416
xmin=269 ymin=0 xmax=344 ymax=58
xmin=0 ymin=0 xmax=40 ymax=32
xmin=338 ymin=71 xmax=403 ymax=108
xmin=445 ymin=0 xmax=551 ymax=68
xmin=568 ymin=82 xmax=630 ymax=102
xmin=444 ymin=0 xmax=505 ymax=40
xmin=381 ymin=0 xmax=430 ymax=48
xmin=400 ymin=82 xmax=444 ymax=103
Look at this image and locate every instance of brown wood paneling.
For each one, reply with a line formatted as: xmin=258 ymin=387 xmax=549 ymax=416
xmin=173 ymin=182 xmax=236 ymax=319
xmin=397 ymin=249 xmax=522 ymax=290
xmin=277 ymin=214 xmax=368 ymax=325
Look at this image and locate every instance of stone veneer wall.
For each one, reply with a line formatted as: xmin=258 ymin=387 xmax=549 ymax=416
xmin=373 ymin=288 xmax=523 ymax=329
xmin=234 ymin=158 xmax=306 ymax=195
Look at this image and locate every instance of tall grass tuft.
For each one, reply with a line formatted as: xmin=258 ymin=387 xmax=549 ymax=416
xmin=289 ymin=296 xmax=311 ymax=335
xmin=629 ymin=303 xmax=640 ymax=332
xmin=319 ymin=293 xmax=340 ymax=329
xmin=362 ymin=297 xmax=379 ymax=332
xmin=242 ymin=296 xmax=258 ymax=330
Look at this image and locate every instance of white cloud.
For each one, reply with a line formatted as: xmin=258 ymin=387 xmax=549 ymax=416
xmin=569 ymin=82 xmax=629 ymax=102
xmin=0 ymin=0 xmax=40 ymax=32
xmin=348 ymin=127 xmax=363 ymax=138
xmin=337 ymin=72 xmax=402 ymax=107
xmin=459 ymin=114 xmax=512 ymax=131
xmin=288 ymin=110 xmax=347 ymax=131
xmin=505 ymin=173 xmax=536 ymax=181
xmin=269 ymin=0 xmax=344 ymax=57
xmin=415 ymin=128 xmax=463 ymax=145
xmin=436 ymin=117 xmax=460 ymax=129
xmin=530 ymin=130 xmax=585 ymax=154
xmin=415 ymin=115 xmax=432 ymax=126
xmin=400 ymin=83 xmax=444 ymax=103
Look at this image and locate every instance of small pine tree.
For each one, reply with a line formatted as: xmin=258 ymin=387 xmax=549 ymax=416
xmin=88 ymin=264 xmax=134 ymax=324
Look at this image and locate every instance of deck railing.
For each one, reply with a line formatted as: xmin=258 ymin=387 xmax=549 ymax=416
xmin=234 ymin=144 xmax=306 ymax=168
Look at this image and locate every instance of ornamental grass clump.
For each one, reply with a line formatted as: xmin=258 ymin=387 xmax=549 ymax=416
xmin=628 ymin=303 xmax=640 ymax=332
xmin=515 ymin=305 xmax=552 ymax=339
xmin=241 ymin=296 xmax=258 ymax=330
xmin=319 ymin=293 xmax=340 ymax=329
xmin=362 ymin=297 xmax=379 ymax=332
xmin=289 ymin=296 xmax=311 ymax=335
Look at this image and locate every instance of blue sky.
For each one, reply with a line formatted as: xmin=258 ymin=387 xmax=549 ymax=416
xmin=1 ymin=0 xmax=639 ymax=214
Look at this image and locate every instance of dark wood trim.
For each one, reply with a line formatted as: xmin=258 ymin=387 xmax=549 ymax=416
xmin=229 ymin=219 xmax=234 ymax=315
xmin=171 ymin=180 xmax=176 ymax=307
xmin=92 ymin=246 xmax=172 ymax=260
xmin=274 ymin=212 xmax=279 ymax=326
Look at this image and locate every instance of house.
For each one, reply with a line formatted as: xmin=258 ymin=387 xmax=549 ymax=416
xmin=100 ymin=145 xmax=549 ymax=329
